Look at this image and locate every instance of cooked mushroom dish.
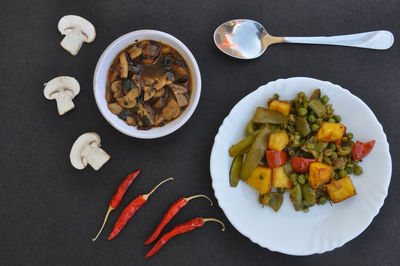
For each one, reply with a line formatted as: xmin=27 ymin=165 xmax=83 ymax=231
xmin=106 ymin=40 xmax=191 ymax=129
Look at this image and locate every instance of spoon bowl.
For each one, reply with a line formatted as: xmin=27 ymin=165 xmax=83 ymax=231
xmin=214 ymin=19 xmax=394 ymax=59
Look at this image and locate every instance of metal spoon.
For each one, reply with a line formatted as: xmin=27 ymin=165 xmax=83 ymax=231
xmin=214 ymin=19 xmax=394 ymax=59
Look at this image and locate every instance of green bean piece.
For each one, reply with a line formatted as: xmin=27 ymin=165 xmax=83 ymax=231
xmin=311 ymin=123 xmax=320 ymax=132
xmin=290 ymin=183 xmax=304 ymax=211
xmin=245 ymin=120 xmax=254 ymax=135
xmin=333 ymin=115 xmax=342 ymax=122
xmin=295 ymin=116 xmax=311 ymax=137
xmin=353 ymin=165 xmax=363 ymax=175
xmin=319 ymin=196 xmax=327 ymax=205
xmin=307 ymin=143 xmax=315 ymax=149
xmin=252 ymin=107 xmax=288 ymax=124
xmin=282 ymin=162 xmax=294 ymax=176
xmin=259 ymin=192 xmax=284 ymax=212
xmin=229 ymin=154 xmax=243 ymax=187
xmin=240 ymin=126 xmax=271 ymax=180
xmin=339 ymin=169 xmax=347 ymax=178
xmin=323 ymin=156 xmax=332 ymax=165
xmin=302 ymin=184 xmax=317 ymax=206
xmin=289 ymin=173 xmax=297 ymax=185
xmin=229 ymin=133 xmax=257 ymax=157
xmin=297 ymin=107 xmax=308 ymax=116
xmin=324 ymin=149 xmax=333 ymax=156
xmin=328 ymin=142 xmax=336 ymax=151
xmin=326 ymin=104 xmax=334 ymax=114
xmin=310 ymin=89 xmax=321 ymax=99
xmin=321 ymin=95 xmax=329 ymax=105
xmin=309 ymin=99 xmax=327 ymax=118
xmin=297 ymin=174 xmax=306 ymax=185
xmin=273 ymin=93 xmax=280 ymax=100
xmin=328 ymin=118 xmax=336 ymax=123
xmin=337 ymin=146 xmax=352 ymax=156
xmin=346 ymin=132 xmax=354 ymax=139
xmin=308 ymin=114 xmax=316 ymax=122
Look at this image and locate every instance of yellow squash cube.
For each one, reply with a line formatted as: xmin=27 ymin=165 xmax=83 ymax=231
xmin=272 ymin=166 xmax=291 ymax=189
xmin=268 ymin=131 xmax=289 ymax=152
xmin=269 ymin=100 xmax=292 ymax=116
xmin=246 ymin=166 xmax=272 ymax=194
xmin=326 ymin=176 xmax=357 ymax=203
xmin=308 ymin=162 xmax=333 ymax=189
xmin=316 ymin=122 xmax=346 ymax=142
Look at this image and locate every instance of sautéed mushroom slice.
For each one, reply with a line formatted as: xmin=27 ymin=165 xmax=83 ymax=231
xmin=155 ymin=99 xmax=180 ymax=126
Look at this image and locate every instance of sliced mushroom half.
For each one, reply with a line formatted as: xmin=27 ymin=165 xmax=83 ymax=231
xmin=58 ymin=15 xmax=96 ymax=56
xmin=70 ymin=132 xmax=110 ymax=171
xmin=116 ymin=88 xmax=140 ymax=108
xmin=43 ymin=76 xmax=80 ymax=115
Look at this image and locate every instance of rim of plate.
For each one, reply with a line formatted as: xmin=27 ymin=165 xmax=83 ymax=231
xmin=210 ymin=77 xmax=392 ymax=255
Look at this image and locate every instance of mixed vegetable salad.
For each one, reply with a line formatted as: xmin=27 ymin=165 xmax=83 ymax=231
xmin=229 ymin=89 xmax=375 ymax=212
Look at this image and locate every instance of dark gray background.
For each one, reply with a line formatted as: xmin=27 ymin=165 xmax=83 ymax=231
xmin=1 ymin=0 xmax=399 ymax=265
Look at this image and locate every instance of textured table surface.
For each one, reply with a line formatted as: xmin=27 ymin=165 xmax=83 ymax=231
xmin=1 ymin=0 xmax=399 ymax=265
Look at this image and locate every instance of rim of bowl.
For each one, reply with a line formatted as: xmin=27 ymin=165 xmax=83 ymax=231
xmin=93 ymin=30 xmax=201 ymax=139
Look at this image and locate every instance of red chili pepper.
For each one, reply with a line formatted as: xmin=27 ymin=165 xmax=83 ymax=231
xmin=266 ymin=150 xmax=287 ymax=168
xmin=291 ymin=157 xmax=316 ymax=173
xmin=144 ymin=195 xmax=213 ymax=245
xmin=108 ymin=177 xmax=173 ymax=240
xmin=352 ymin=140 xmax=375 ymax=161
xmin=145 ymin=217 xmax=225 ymax=258
xmin=91 ymin=169 xmax=141 ymax=241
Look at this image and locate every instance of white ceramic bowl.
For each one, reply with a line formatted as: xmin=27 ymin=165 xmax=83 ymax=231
xmin=210 ymin=77 xmax=392 ymax=255
xmin=93 ymin=30 xmax=201 ymax=138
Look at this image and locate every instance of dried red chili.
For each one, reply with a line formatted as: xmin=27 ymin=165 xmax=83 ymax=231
xmin=145 ymin=217 xmax=225 ymax=258
xmin=108 ymin=177 xmax=173 ymax=240
xmin=91 ymin=169 xmax=141 ymax=241
xmin=144 ymin=195 xmax=213 ymax=245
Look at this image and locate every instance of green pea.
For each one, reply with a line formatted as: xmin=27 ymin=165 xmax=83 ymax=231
xmin=328 ymin=118 xmax=336 ymax=123
xmin=303 ymin=101 xmax=309 ymax=108
xmin=311 ymin=124 xmax=320 ymax=132
xmin=308 ymin=114 xmax=316 ymax=122
xmin=330 ymin=152 xmax=338 ymax=161
xmin=353 ymin=165 xmax=363 ymax=175
xmin=294 ymin=134 xmax=301 ymax=141
xmin=297 ymin=107 xmax=308 ymax=116
xmin=346 ymin=167 xmax=353 ymax=174
xmin=332 ymin=171 xmax=340 ymax=180
xmin=342 ymin=137 xmax=348 ymax=143
xmin=333 ymin=115 xmax=342 ymax=122
xmin=273 ymin=93 xmax=279 ymax=100
xmin=316 ymin=118 xmax=323 ymax=125
xmin=289 ymin=150 xmax=296 ymax=157
xmin=339 ymin=169 xmax=347 ymax=178
xmin=346 ymin=163 xmax=354 ymax=168
xmin=328 ymin=143 xmax=336 ymax=151
xmin=321 ymin=95 xmax=329 ymax=105
xmin=319 ymin=197 xmax=327 ymax=205
xmin=346 ymin=133 xmax=354 ymax=139
xmin=277 ymin=188 xmax=286 ymax=194
xmin=297 ymin=174 xmax=305 ymax=185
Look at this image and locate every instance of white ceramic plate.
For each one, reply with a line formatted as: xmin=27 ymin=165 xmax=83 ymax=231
xmin=210 ymin=77 xmax=392 ymax=255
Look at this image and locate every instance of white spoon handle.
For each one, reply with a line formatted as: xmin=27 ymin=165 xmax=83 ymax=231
xmin=284 ymin=30 xmax=394 ymax=50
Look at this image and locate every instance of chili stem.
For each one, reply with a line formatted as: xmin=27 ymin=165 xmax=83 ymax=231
xmin=91 ymin=206 xmax=114 ymax=241
xmin=142 ymin=177 xmax=173 ymax=200
xmin=185 ymin=194 xmax=213 ymax=206
xmin=202 ymin=218 xmax=226 ymax=231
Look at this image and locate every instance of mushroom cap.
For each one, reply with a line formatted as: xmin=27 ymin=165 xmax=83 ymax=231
xmin=43 ymin=76 xmax=80 ymax=100
xmin=58 ymin=15 xmax=96 ymax=42
xmin=70 ymin=132 xmax=101 ymax=170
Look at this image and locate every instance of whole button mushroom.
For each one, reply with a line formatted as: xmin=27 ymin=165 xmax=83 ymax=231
xmin=43 ymin=76 xmax=80 ymax=115
xmin=58 ymin=15 xmax=96 ymax=56
xmin=70 ymin=132 xmax=111 ymax=171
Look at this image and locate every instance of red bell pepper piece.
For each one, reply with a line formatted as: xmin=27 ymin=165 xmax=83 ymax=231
xmin=352 ymin=140 xmax=375 ymax=161
xmin=266 ymin=150 xmax=287 ymax=168
xmin=291 ymin=157 xmax=316 ymax=173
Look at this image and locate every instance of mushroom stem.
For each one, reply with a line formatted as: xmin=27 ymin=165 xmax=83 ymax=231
xmin=60 ymin=30 xmax=83 ymax=56
xmin=82 ymin=144 xmax=111 ymax=171
xmin=54 ymin=90 xmax=75 ymax=115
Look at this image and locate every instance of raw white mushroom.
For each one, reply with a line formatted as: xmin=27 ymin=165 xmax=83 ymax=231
xmin=43 ymin=76 xmax=80 ymax=115
xmin=70 ymin=132 xmax=110 ymax=171
xmin=58 ymin=15 xmax=96 ymax=56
